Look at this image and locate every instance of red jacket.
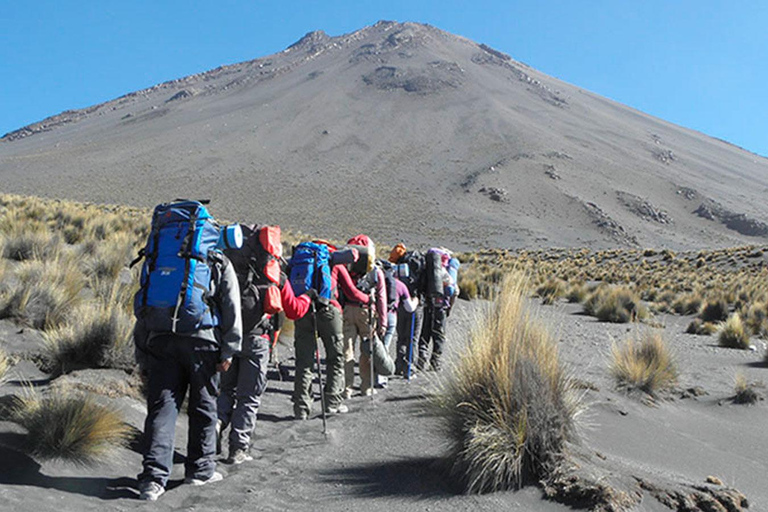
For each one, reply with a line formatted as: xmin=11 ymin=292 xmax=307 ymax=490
xmin=280 ymin=264 xmax=369 ymax=320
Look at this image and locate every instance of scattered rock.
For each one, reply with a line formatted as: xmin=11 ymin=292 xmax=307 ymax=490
xmin=544 ymin=164 xmax=561 ymax=180
xmin=544 ymin=151 xmax=572 ymax=160
xmin=617 ymin=191 xmax=672 ymax=224
xmin=694 ymin=199 xmax=768 ymax=237
xmin=637 ymin=478 xmax=749 ymax=511
xmin=680 ymin=387 xmax=708 ymax=400
xmin=362 ymin=63 xmax=463 ymax=94
xmin=706 ymin=476 xmax=724 ymax=486
xmin=165 ymin=89 xmax=194 ymax=103
xmin=583 ymin=201 xmax=639 ymax=246
xmin=677 ymin=187 xmax=699 ymax=201
xmin=478 ymin=187 xmax=507 ymax=202
xmin=653 ymin=148 xmax=676 ymax=164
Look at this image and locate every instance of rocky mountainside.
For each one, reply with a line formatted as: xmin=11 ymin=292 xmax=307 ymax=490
xmin=2 ymin=21 xmax=767 ymax=250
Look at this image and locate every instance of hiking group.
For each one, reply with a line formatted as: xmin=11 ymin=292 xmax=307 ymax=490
xmin=131 ymin=200 xmax=460 ymax=501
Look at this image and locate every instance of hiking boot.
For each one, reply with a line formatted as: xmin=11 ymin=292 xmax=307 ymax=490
xmin=294 ymin=410 xmax=309 ymax=420
xmin=362 ymin=388 xmax=377 ymax=397
xmin=185 ymin=471 xmax=224 ymax=486
xmin=342 ymin=388 xmax=354 ymax=400
xmin=228 ymin=448 xmax=253 ymax=465
xmin=326 ymin=403 xmax=349 ymax=415
xmin=139 ymin=481 xmax=165 ymax=501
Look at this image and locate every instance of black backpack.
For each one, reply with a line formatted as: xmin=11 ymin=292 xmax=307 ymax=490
xmin=377 ymin=260 xmax=398 ymax=311
xmin=398 ymin=250 xmax=426 ymax=297
xmin=224 ymin=224 xmax=284 ymax=333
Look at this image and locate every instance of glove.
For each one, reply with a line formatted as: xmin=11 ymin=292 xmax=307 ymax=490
xmin=305 ymin=288 xmax=318 ymax=302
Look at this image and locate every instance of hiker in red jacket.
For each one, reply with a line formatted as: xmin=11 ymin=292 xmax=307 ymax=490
xmin=280 ymin=245 xmax=370 ymax=418
xmin=342 ymin=235 xmax=388 ymax=397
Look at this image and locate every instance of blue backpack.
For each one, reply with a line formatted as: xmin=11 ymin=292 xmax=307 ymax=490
xmin=289 ymin=242 xmax=333 ymax=300
xmin=132 ymin=200 xmax=222 ymax=333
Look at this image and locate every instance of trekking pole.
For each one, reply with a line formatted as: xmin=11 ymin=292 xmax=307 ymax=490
xmin=368 ymin=290 xmax=375 ymax=401
xmin=406 ymin=309 xmax=415 ymax=382
xmin=311 ymin=302 xmax=327 ymax=435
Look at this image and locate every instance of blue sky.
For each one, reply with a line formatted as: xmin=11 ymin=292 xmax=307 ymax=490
xmin=2 ymin=1 xmax=766 ymax=156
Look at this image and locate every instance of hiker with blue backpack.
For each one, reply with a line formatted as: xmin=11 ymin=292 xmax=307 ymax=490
xmin=216 ymin=224 xmax=285 ymax=465
xmin=132 ymin=201 xmax=243 ymax=501
xmin=282 ymin=241 xmax=369 ymax=419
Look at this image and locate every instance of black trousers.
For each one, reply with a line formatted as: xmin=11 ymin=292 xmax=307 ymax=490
xmin=138 ymin=335 xmax=219 ymax=487
xmin=418 ymin=302 xmax=447 ymax=370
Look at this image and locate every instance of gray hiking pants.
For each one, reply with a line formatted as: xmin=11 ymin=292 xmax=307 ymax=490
xmin=293 ymin=303 xmax=344 ymax=415
xmin=217 ymin=332 xmax=269 ymax=451
xmin=138 ymin=335 xmax=219 ymax=487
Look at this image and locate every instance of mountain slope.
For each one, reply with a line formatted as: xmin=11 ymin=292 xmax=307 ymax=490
xmin=2 ymin=21 xmax=767 ymax=250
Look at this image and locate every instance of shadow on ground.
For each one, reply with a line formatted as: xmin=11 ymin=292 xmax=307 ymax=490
xmin=320 ymin=456 xmax=456 ymax=498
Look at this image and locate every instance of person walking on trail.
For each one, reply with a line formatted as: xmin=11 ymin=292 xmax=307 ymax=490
xmin=390 ymin=276 xmax=419 ymax=378
xmin=132 ymin=201 xmax=242 ymax=502
xmin=343 ymin=234 xmax=387 ymax=397
xmin=216 ymin=224 xmax=285 ymax=465
xmin=388 ymin=244 xmax=426 ymax=377
xmin=283 ymin=241 xmax=365 ymax=419
xmin=417 ymin=249 xmax=459 ymax=372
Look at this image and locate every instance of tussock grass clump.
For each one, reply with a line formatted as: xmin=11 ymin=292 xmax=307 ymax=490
xmin=718 ymin=313 xmax=751 ymax=350
xmin=610 ymin=330 xmax=678 ymax=395
xmin=699 ymin=298 xmax=729 ymax=323
xmin=435 ymin=274 xmax=579 ymax=493
xmin=594 ymin=287 xmax=648 ymax=323
xmin=536 ymin=278 xmax=566 ymax=305
xmin=0 ymin=260 xmax=85 ymax=330
xmin=1 ymin=229 xmax=60 ymax=262
xmin=0 ymin=349 xmax=11 ymax=384
xmin=565 ymin=282 xmax=588 ymax=304
xmin=686 ymin=318 xmax=718 ymax=336
xmin=733 ymin=373 xmax=761 ymax=405
xmin=43 ymin=302 xmax=134 ymax=375
xmin=82 ymin=233 xmax=135 ymax=281
xmin=11 ymin=388 xmax=130 ymax=464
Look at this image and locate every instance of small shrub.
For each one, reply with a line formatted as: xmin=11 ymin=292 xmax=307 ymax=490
xmin=435 ymin=273 xmax=579 ymax=492
xmin=43 ymin=302 xmax=134 ymax=375
xmin=686 ymin=318 xmax=718 ymax=336
xmin=0 ymin=260 xmax=84 ymax=330
xmin=699 ymin=298 xmax=729 ymax=323
xmin=595 ymin=288 xmax=648 ymax=323
xmin=1 ymin=230 xmax=59 ymax=261
xmin=536 ymin=278 xmax=566 ymax=305
xmin=718 ymin=313 xmax=751 ymax=349
xmin=565 ymin=282 xmax=588 ymax=304
xmin=610 ymin=330 xmax=678 ymax=395
xmin=732 ymin=373 xmax=761 ymax=405
xmin=11 ymin=388 xmax=130 ymax=464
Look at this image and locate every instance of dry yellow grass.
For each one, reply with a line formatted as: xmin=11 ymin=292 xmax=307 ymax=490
xmin=718 ymin=313 xmax=751 ymax=350
xmin=11 ymin=387 xmax=131 ymax=464
xmin=435 ymin=273 xmax=580 ymax=492
xmin=0 ymin=258 xmax=85 ymax=330
xmin=0 ymin=349 xmax=11 ymax=384
xmin=610 ymin=330 xmax=678 ymax=395
xmin=733 ymin=373 xmax=761 ymax=405
xmin=43 ymin=299 xmax=135 ymax=375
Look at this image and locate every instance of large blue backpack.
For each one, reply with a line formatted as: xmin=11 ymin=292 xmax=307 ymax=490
xmin=133 ymin=200 xmax=222 ymax=333
xmin=288 ymin=242 xmax=333 ymax=300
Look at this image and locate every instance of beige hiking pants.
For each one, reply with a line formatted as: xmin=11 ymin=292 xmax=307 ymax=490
xmin=342 ymin=305 xmax=374 ymax=395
